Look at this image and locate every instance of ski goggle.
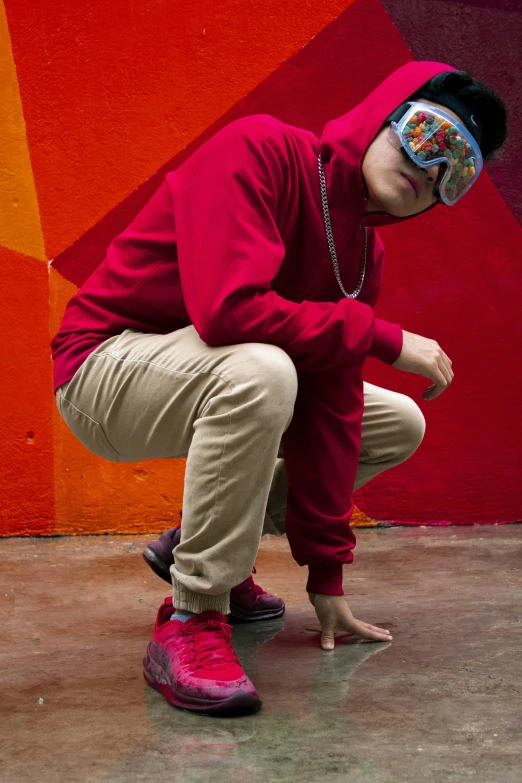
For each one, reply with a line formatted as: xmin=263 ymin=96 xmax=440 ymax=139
xmin=386 ymin=101 xmax=483 ymax=206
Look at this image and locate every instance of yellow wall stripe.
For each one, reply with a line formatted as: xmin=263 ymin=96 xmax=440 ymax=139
xmin=0 ymin=1 xmax=45 ymax=261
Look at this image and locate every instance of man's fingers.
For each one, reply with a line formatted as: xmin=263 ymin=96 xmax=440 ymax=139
xmin=439 ymin=355 xmax=453 ymax=386
xmin=423 ymin=383 xmax=445 ymax=400
xmin=441 ymin=354 xmax=454 ymax=384
xmin=429 ymin=364 xmax=449 ymax=392
xmin=363 ymin=622 xmax=392 ymax=634
xmin=421 ymin=348 xmax=454 ymax=401
xmin=313 ymin=595 xmax=393 ymax=650
xmin=321 ymin=628 xmax=336 ymax=651
xmin=346 ymin=618 xmax=393 ymax=642
xmin=423 ymin=358 xmax=451 ymax=399
xmin=357 ymin=627 xmax=392 ymax=642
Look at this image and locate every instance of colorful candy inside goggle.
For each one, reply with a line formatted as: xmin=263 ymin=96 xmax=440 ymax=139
xmin=387 ymin=101 xmax=483 ymax=205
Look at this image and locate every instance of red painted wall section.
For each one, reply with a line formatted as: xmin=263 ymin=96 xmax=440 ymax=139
xmin=4 ymin=0 xmax=350 ymax=260
xmin=360 ymin=172 xmax=522 ymax=524
xmin=1 ymin=0 xmax=520 ymax=535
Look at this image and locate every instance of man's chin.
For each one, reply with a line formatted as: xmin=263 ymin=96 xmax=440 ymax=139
xmin=378 ymin=196 xmax=410 ymax=218
xmin=366 ymin=184 xmax=423 ymax=217
xmin=383 ymin=188 xmax=425 ymax=218
xmin=366 ymin=187 xmax=409 ymax=218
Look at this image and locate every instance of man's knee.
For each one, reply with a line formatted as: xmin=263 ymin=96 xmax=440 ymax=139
xmin=396 ymin=395 xmax=426 ymax=456
xmin=236 ymin=343 xmax=298 ymax=428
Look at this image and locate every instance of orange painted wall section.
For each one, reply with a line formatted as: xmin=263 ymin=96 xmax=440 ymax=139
xmin=0 ymin=246 xmax=54 ymax=534
xmin=0 ymin=0 xmax=351 ymax=535
xmin=1 ymin=0 xmax=520 ymax=536
xmin=49 ymin=267 xmax=187 ymax=535
xmin=0 ymin=2 xmax=45 ymax=260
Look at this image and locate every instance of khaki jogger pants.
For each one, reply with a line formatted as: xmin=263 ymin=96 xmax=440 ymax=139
xmin=55 ymin=326 xmax=426 ymax=614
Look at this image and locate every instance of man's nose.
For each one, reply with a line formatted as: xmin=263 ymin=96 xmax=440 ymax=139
xmin=425 ymin=162 xmax=442 ymax=183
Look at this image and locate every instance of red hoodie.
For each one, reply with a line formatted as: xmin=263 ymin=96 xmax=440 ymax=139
xmin=51 ymin=61 xmax=455 ymax=593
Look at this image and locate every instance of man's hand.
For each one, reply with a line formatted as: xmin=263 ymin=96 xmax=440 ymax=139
xmin=308 ymin=593 xmax=393 ymax=650
xmin=392 ymin=329 xmax=454 ymax=401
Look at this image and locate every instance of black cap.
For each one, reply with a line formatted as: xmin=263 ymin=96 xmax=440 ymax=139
xmin=414 ymin=88 xmax=483 ymax=145
xmin=386 ymin=94 xmax=483 ymax=146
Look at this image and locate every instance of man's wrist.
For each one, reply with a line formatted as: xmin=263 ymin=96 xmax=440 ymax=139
xmin=306 ymin=563 xmax=344 ymax=595
xmin=368 ymin=318 xmax=403 ymax=365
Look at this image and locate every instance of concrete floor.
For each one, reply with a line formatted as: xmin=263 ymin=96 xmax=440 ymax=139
xmin=1 ymin=525 xmax=521 ymax=783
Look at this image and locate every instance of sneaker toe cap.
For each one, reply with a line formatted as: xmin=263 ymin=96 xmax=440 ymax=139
xmin=255 ymin=594 xmax=285 ymax=611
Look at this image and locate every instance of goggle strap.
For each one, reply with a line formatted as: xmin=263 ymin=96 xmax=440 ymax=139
xmin=385 ymin=102 xmax=412 ymax=125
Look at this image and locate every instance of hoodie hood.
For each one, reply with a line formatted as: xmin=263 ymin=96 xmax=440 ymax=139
xmin=320 ymin=60 xmax=458 ymax=234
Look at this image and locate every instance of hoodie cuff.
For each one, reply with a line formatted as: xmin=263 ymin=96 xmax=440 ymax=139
xmin=306 ymin=563 xmax=344 ymax=595
xmin=368 ymin=318 xmax=403 ymax=365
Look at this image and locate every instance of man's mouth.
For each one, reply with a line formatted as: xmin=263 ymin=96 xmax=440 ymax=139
xmin=401 ymin=172 xmax=420 ymax=198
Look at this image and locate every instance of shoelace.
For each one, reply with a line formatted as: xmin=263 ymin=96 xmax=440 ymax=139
xmin=178 ymin=618 xmax=239 ymax=672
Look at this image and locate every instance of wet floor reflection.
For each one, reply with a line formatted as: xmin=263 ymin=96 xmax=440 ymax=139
xmin=100 ymin=612 xmax=392 ymax=782
xmin=4 ymin=529 xmax=521 ymax=782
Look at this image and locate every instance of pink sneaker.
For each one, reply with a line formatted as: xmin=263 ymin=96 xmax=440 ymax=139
xmin=143 ymin=597 xmax=262 ymax=715
xmin=230 ymin=567 xmax=285 ymax=622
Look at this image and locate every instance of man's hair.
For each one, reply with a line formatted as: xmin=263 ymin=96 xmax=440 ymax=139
xmin=411 ymin=70 xmax=508 ymax=161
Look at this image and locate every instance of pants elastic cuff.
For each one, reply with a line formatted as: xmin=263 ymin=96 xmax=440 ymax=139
xmin=173 ymin=578 xmax=230 ymax=616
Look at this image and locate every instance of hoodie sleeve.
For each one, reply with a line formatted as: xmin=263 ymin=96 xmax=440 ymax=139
xmin=361 ymin=231 xmax=403 ymax=364
xmin=172 ymin=129 xmax=403 ymax=373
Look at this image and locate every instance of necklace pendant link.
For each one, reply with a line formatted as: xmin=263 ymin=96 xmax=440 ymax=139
xmin=318 ymin=153 xmax=367 ymax=299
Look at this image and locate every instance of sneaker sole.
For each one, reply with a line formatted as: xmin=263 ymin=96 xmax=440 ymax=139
xmin=143 ymin=668 xmax=262 ymax=716
xmin=143 ymin=547 xmax=285 ymax=623
xmin=229 ymin=602 xmax=285 ymax=622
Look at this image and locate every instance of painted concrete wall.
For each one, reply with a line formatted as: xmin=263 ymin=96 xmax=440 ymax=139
xmin=1 ymin=0 xmax=520 ymax=536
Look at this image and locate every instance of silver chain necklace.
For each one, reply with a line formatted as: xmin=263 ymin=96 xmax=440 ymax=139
xmin=318 ymin=153 xmax=367 ymax=299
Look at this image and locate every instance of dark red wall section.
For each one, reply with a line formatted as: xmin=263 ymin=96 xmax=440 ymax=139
xmin=381 ymin=0 xmax=522 ymax=222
